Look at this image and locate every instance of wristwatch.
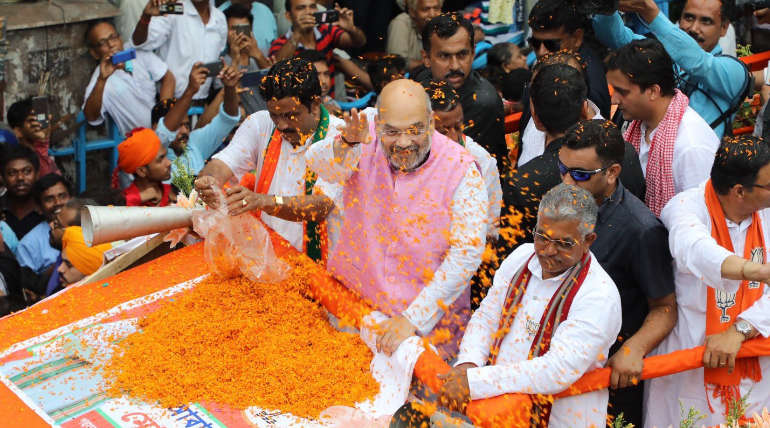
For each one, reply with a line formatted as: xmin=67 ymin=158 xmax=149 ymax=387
xmin=735 ymin=319 xmax=753 ymax=339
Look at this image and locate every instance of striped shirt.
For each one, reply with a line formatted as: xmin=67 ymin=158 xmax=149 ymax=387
xmin=269 ymin=24 xmax=345 ymax=62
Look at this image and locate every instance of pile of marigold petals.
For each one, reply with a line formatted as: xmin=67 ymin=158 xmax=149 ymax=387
xmin=102 ymin=256 xmax=379 ymax=418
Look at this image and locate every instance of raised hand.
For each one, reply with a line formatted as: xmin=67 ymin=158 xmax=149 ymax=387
xmin=335 ymin=3 xmax=355 ymax=31
xmin=143 ymin=0 xmax=168 ymax=17
xmin=186 ymin=62 xmax=208 ymax=95
xmin=220 ymin=63 xmax=243 ymax=88
xmin=98 ymin=55 xmax=118 ymax=81
xmin=338 ymin=108 xmax=371 ymax=145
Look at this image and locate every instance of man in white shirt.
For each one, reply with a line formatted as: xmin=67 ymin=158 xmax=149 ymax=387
xmin=645 ymin=135 xmax=770 ymax=428
xmin=193 ymin=58 xmax=338 ymax=261
xmin=306 ymin=79 xmax=487 ymax=360
xmin=438 ymin=183 xmax=622 ymax=427
xmin=423 ymin=79 xmax=501 ymax=242
xmin=386 ymin=0 xmax=442 ymax=71
xmin=132 ymin=0 xmax=227 ymax=100
xmin=83 ymin=21 xmax=175 ymax=136
xmin=518 ymin=51 xmax=603 ymax=167
xmin=605 ymin=38 xmax=719 ymax=216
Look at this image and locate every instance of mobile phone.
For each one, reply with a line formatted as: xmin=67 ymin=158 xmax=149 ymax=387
xmin=233 ymin=24 xmax=251 ymax=37
xmin=202 ymin=61 xmax=224 ymax=77
xmin=31 ymin=96 xmax=50 ymax=129
xmin=313 ymin=10 xmax=339 ymax=24
xmin=111 ymin=48 xmax=136 ymax=65
xmin=159 ymin=2 xmax=183 ymax=14
xmin=240 ymin=70 xmax=268 ymax=88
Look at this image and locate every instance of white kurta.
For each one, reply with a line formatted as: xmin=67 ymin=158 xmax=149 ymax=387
xmin=456 ymin=243 xmax=622 ymax=428
xmin=645 ymin=183 xmax=770 ymax=428
xmin=518 ymin=100 xmax=603 ymax=167
xmin=83 ymin=50 xmax=168 ymax=136
xmin=637 ymin=107 xmax=720 ymax=194
xmin=464 ymin=135 xmax=502 ymax=239
xmin=133 ymin=0 xmax=227 ymax=99
xmin=212 ymin=110 xmax=344 ymax=251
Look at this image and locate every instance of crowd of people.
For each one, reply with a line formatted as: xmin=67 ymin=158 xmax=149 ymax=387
xmin=4 ymin=0 xmax=770 ymax=426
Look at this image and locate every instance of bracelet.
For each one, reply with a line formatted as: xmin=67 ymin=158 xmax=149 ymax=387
xmin=339 ymin=135 xmax=360 ymax=146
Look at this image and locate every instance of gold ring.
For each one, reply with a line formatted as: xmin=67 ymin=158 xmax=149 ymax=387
xmin=242 ymin=198 xmax=247 ymax=207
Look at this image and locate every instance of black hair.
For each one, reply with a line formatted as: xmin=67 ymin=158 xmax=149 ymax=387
xmin=711 ymin=135 xmax=770 ymax=195
xmin=422 ymin=12 xmax=475 ymax=53
xmin=498 ymin=68 xmax=531 ymax=102
xmin=532 ymin=49 xmax=586 ymax=76
xmin=485 ymin=43 xmax=516 ymax=88
xmin=563 ymin=119 xmax=625 ymax=167
xmin=84 ymin=19 xmax=116 ymax=47
xmin=151 ymin=98 xmax=178 ymax=126
xmin=605 ymin=38 xmax=676 ymax=97
xmin=7 ymin=98 xmax=33 ymax=129
xmin=366 ymin=54 xmax=407 ymax=94
xmin=423 ymin=80 xmax=460 ymax=112
xmin=33 ymin=173 xmax=71 ymax=204
xmin=530 ymin=63 xmax=587 ymax=135
xmin=1 ymin=144 xmax=40 ymax=174
xmin=224 ymin=3 xmax=254 ymax=26
xmin=528 ymin=0 xmax=589 ymax=34
xmin=63 ymin=198 xmax=99 ymax=226
xmin=259 ymin=58 xmax=322 ymax=110
xmin=296 ymin=49 xmax=328 ymax=65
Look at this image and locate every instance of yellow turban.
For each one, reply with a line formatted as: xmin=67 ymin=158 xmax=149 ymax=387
xmin=118 ymin=128 xmax=161 ymax=174
xmin=62 ymin=226 xmax=112 ymax=275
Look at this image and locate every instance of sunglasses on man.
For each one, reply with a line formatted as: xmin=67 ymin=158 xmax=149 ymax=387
xmin=557 ymin=159 xmax=609 ymax=182
xmin=528 ymin=36 xmax=561 ymax=52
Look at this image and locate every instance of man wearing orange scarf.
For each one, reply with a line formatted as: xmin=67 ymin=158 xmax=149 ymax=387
xmin=646 ymin=135 xmax=770 ymax=427
xmin=58 ymin=226 xmax=112 ymax=287
xmin=117 ymin=127 xmax=175 ymax=207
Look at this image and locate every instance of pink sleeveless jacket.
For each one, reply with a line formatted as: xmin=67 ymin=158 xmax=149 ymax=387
xmin=328 ymin=129 xmax=474 ymax=358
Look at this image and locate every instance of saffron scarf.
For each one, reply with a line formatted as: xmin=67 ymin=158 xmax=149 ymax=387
xmin=624 ymin=89 xmax=689 ymax=216
xmin=240 ymin=106 xmax=330 ymax=264
xmin=704 ymin=179 xmax=764 ymax=415
xmin=488 ymin=251 xmax=592 ymax=427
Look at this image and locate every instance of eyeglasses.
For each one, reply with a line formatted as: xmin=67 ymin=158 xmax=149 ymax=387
xmin=558 ymin=159 xmax=608 ymax=182
xmin=528 ymin=36 xmax=561 ymax=52
xmin=92 ymin=33 xmax=120 ymax=48
xmin=531 ymin=228 xmax=579 ymax=250
xmin=379 ymin=125 xmax=429 ymax=141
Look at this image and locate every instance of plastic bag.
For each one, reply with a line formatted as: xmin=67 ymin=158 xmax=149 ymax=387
xmin=192 ymin=188 xmax=289 ymax=283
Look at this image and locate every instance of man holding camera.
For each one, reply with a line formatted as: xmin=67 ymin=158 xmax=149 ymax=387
xmin=270 ymin=0 xmax=366 ymax=62
xmin=132 ymin=0 xmax=227 ymax=100
xmin=593 ymin=0 xmax=750 ymax=139
xmin=84 ymin=20 xmax=175 ymax=136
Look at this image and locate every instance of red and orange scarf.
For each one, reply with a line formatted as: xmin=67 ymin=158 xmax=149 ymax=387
xmin=489 ymin=251 xmax=592 ymax=427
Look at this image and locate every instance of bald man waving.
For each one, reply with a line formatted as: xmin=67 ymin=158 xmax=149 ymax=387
xmin=306 ymin=79 xmax=487 ymax=360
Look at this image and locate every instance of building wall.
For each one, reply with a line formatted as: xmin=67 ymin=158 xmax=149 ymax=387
xmin=1 ymin=0 xmax=120 ymax=192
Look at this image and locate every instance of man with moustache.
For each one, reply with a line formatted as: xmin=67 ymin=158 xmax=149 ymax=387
xmin=306 ymin=79 xmax=487 ymax=360
xmin=414 ymin=13 xmax=508 ymax=175
xmin=194 ymin=58 xmax=341 ymax=258
xmin=84 ymin=20 xmax=175 ymax=136
xmin=593 ymin=0 xmax=750 ymax=138
xmin=16 ymin=174 xmax=71 ymax=278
